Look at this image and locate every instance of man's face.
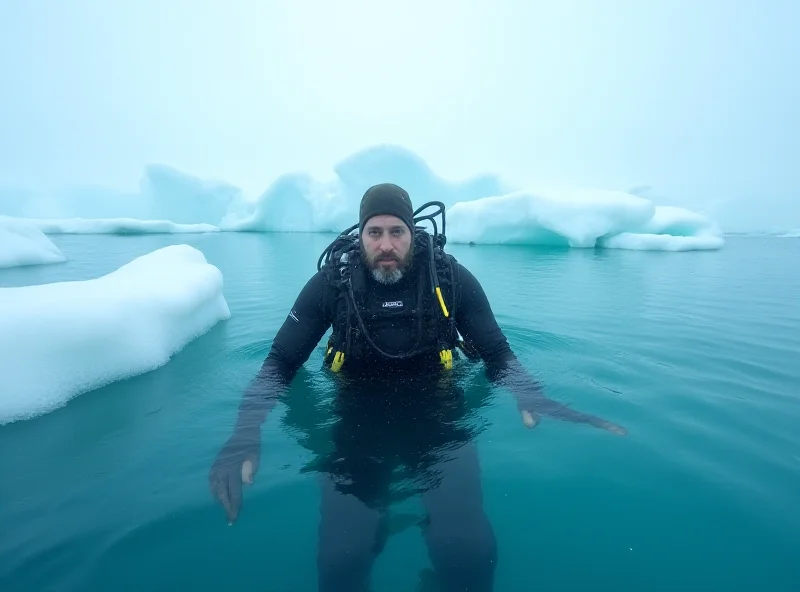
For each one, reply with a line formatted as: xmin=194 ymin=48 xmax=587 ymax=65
xmin=360 ymin=214 xmax=413 ymax=284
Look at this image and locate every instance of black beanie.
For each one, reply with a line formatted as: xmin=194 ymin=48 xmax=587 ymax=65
xmin=359 ymin=183 xmax=415 ymax=236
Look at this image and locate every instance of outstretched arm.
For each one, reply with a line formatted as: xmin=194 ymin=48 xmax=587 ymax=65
xmin=234 ymin=273 xmax=330 ymax=432
xmin=453 ymin=263 xmax=626 ymax=435
xmin=210 ymin=270 xmax=333 ymax=522
xmin=232 ymin=270 xmax=332 ymax=435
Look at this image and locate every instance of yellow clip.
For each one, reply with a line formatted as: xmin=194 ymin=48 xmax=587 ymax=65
xmin=439 ymin=349 xmax=453 ymax=370
xmin=435 ymin=286 xmax=449 ymax=317
xmin=331 ymin=351 xmax=345 ymax=372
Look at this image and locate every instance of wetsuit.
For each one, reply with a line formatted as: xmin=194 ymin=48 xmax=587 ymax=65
xmin=215 ymin=258 xmax=614 ymax=592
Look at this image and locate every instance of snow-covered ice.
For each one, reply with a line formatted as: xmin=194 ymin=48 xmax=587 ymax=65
xmin=0 ymin=144 xmax=725 ymax=251
xmin=446 ymin=192 xmax=724 ymax=250
xmin=0 ymin=215 xmax=67 ymax=269
xmin=23 ymin=217 xmax=219 ymax=235
xmin=0 ymin=163 xmax=241 ymax=224
xmin=598 ymin=205 xmax=725 ymax=251
xmin=219 ymin=145 xmax=726 ymax=251
xmin=0 ymin=245 xmax=230 ymax=425
xmin=446 ymin=188 xmax=655 ymax=248
xmin=219 ymin=145 xmax=510 ymax=234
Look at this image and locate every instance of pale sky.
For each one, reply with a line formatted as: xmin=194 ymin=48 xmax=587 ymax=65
xmin=1 ymin=0 xmax=798 ymax=231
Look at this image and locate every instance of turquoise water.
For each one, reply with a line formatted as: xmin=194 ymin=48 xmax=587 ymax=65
xmin=1 ymin=233 xmax=799 ymax=591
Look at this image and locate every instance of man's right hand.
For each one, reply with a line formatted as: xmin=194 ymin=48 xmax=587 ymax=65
xmin=208 ymin=429 xmax=261 ymax=524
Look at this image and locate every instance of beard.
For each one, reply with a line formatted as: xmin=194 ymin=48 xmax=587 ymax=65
xmin=363 ymin=249 xmax=412 ymax=285
xmin=372 ymin=266 xmax=404 ymax=285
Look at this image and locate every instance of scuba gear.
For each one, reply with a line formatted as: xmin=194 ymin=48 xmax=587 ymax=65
xmin=317 ymin=201 xmax=479 ymax=372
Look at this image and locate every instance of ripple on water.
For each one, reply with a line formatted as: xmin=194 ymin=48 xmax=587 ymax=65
xmin=498 ymin=321 xmax=588 ymax=353
xmin=227 ymin=338 xmax=274 ymax=361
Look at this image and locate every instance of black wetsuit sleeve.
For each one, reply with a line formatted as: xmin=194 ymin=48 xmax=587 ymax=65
xmin=454 ymin=263 xmax=608 ymax=426
xmin=232 ymin=270 xmax=332 ymax=433
xmin=453 ymin=263 xmax=515 ymax=367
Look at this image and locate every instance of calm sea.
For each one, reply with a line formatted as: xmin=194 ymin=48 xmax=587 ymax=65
xmin=1 ymin=233 xmax=798 ymax=591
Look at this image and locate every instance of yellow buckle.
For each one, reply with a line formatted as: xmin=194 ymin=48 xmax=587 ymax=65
xmin=331 ymin=351 xmax=345 ymax=372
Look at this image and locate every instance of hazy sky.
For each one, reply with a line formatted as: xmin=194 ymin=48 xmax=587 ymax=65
xmin=1 ymin=0 xmax=797 ymax=230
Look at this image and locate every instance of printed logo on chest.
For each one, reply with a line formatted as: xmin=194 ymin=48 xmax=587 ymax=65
xmin=382 ymin=300 xmax=404 ymax=309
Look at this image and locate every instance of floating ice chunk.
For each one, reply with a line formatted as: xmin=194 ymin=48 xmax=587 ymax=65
xmin=599 ymin=206 xmax=725 ymax=251
xmin=0 ymin=164 xmax=240 ymax=223
xmin=599 ymin=232 xmax=724 ymax=251
xmin=24 ymin=217 xmax=219 ymax=234
xmin=141 ymin=164 xmax=241 ymax=225
xmin=639 ymin=205 xmax=722 ymax=237
xmin=0 ymin=144 xmax=727 ymax=250
xmin=0 ymin=245 xmax=231 ymax=424
xmin=446 ymin=188 xmax=656 ymax=248
xmin=220 ymin=144 xmax=509 ymax=233
xmin=0 ymin=215 xmax=67 ymax=269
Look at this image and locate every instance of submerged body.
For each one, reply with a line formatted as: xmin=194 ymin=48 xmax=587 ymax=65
xmin=209 ymin=184 xmax=626 ymax=591
xmin=317 ymin=368 xmax=495 ymax=592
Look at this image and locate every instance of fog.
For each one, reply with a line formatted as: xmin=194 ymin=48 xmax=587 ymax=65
xmin=1 ymin=0 xmax=797 ymax=232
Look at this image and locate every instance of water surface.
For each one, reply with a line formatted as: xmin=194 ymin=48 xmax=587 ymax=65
xmin=1 ymin=233 xmax=798 ymax=591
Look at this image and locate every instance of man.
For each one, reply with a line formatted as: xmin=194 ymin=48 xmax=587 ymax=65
xmin=209 ymin=183 xmax=626 ymax=591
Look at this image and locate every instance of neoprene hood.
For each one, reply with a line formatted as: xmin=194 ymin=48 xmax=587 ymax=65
xmin=359 ymin=183 xmax=414 ymax=236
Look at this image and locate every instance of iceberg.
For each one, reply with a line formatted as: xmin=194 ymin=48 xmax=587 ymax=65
xmin=221 ymin=172 xmax=331 ymax=233
xmin=221 ymin=144 xmax=510 ymax=233
xmin=195 ymin=145 xmax=726 ymax=251
xmin=22 ymin=217 xmax=219 ymax=235
xmin=599 ymin=232 xmax=724 ymax=251
xmin=445 ymin=188 xmax=657 ymax=248
xmin=141 ymin=164 xmax=241 ymax=225
xmin=0 ymin=215 xmax=67 ymax=269
xmin=0 ymin=164 xmax=241 ymax=224
xmin=0 ymin=245 xmax=231 ymax=425
xmin=598 ymin=205 xmax=725 ymax=251
xmin=445 ymin=190 xmax=724 ymax=251
xmin=0 ymin=144 xmax=726 ymax=250
xmin=218 ymin=146 xmax=725 ymax=251
xmin=726 ymin=229 xmax=800 ymax=238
